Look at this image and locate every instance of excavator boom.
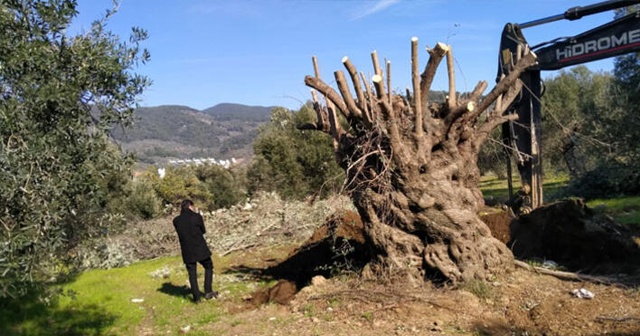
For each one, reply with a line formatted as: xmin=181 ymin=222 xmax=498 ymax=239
xmin=498 ymin=0 xmax=640 ymax=213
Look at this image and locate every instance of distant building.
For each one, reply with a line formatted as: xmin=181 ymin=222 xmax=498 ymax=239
xmin=167 ymin=157 xmax=238 ymax=169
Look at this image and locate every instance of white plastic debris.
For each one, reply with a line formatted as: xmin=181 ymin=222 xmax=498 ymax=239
xmin=572 ymin=288 xmax=594 ymax=299
xmin=131 ymin=298 xmax=144 ymax=303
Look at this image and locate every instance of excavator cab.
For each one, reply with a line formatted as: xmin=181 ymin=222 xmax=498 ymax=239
xmin=497 ymin=0 xmax=640 ymax=214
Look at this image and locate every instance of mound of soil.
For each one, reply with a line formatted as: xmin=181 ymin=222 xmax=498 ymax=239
xmin=482 ymin=199 xmax=640 ymax=274
xmin=249 ymin=279 xmax=298 ymax=306
xmin=510 ymin=199 xmax=640 ymax=272
xmin=264 ymin=210 xmax=371 ymax=287
xmin=480 ymin=210 xmax=512 ymax=245
xmin=274 ymin=199 xmax=640 ymax=283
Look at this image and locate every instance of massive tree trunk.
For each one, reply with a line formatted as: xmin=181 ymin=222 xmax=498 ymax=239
xmin=302 ymin=39 xmax=536 ymax=283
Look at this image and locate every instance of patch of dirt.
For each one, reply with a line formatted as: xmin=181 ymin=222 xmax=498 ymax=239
xmin=250 ymin=279 xmax=298 ymax=306
xmin=220 ymin=200 xmax=640 ymax=335
xmin=207 ymin=245 xmax=640 ymax=336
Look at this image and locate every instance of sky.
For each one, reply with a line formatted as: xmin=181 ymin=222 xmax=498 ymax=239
xmin=71 ymin=0 xmax=622 ymax=111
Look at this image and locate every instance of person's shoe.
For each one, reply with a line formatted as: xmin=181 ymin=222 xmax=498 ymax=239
xmin=193 ymin=296 xmax=202 ymax=304
xmin=204 ymin=291 xmax=218 ymax=300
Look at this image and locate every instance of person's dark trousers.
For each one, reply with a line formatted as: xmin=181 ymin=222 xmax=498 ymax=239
xmin=185 ymin=257 xmax=214 ymax=301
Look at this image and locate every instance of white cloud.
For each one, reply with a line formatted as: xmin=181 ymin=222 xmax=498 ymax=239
xmin=351 ymin=0 xmax=400 ymax=21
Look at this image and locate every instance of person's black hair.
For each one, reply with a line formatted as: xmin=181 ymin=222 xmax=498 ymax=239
xmin=180 ymin=199 xmax=193 ymax=212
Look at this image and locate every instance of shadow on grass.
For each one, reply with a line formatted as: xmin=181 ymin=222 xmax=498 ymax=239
xmin=157 ymin=282 xmax=190 ymax=299
xmin=0 ymin=292 xmax=116 ymax=336
xmin=223 ymin=265 xmax=271 ymax=280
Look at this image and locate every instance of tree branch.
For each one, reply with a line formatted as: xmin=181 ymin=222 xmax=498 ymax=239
xmin=304 ymin=76 xmax=348 ymax=116
xmin=475 ymin=51 xmax=536 ymax=115
xmin=473 ymin=113 xmax=518 ymax=148
xmin=386 ymin=60 xmax=392 ymax=106
xmin=411 ymin=37 xmax=423 ymax=139
xmin=360 ymin=71 xmax=376 ymax=124
xmin=514 ymin=260 xmax=614 ymax=284
xmin=420 ymin=42 xmax=449 ymax=114
xmin=335 ymin=70 xmax=361 ymax=120
xmin=373 ymin=74 xmax=407 ymax=165
xmin=492 ymin=78 xmax=523 ymax=117
xmin=310 ymin=90 xmax=328 ymax=132
xmin=343 ymin=56 xmax=369 ymax=121
xmin=468 ymin=80 xmax=488 ymax=105
xmin=446 ymin=46 xmax=456 ymax=111
xmin=304 ymin=76 xmax=346 ymax=139
xmin=371 ymin=50 xmax=382 ymax=76
xmin=327 ymin=105 xmax=344 ymax=140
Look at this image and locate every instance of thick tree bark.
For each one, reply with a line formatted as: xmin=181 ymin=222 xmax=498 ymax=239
xmin=303 ymin=38 xmax=536 ymax=283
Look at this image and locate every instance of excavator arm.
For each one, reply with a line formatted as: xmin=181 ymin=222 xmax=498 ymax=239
xmin=497 ymin=0 xmax=640 ymax=213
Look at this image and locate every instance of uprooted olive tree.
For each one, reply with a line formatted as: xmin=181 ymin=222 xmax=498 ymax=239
xmin=302 ymin=38 xmax=537 ymax=284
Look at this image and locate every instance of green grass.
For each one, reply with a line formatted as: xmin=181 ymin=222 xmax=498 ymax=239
xmin=55 ymin=256 xmax=199 ymax=334
xmin=458 ymin=279 xmax=495 ymax=301
xmin=587 ymin=196 xmax=640 ymax=225
xmin=1 ymin=252 xmax=274 ymax=336
xmin=480 ymin=174 xmax=569 ymax=203
xmin=480 ymin=174 xmax=639 ymax=225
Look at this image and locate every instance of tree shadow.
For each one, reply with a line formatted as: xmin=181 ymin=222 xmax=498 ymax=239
xmin=0 ymin=291 xmax=117 ymax=336
xmin=157 ymin=282 xmax=190 ymax=299
xmin=223 ymin=265 xmax=271 ymax=280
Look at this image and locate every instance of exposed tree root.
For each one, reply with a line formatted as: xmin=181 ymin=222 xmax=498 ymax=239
xmin=514 ymin=260 xmax=615 ymax=285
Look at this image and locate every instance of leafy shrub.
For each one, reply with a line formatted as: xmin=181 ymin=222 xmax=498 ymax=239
xmin=248 ymin=106 xmax=343 ymax=200
xmin=132 ymin=163 xmax=249 ymax=213
xmin=73 ymin=238 xmax=138 ymax=270
xmin=145 ymin=166 xmax=212 ymax=209
xmin=200 ymin=165 xmax=246 ymax=210
xmin=565 ymin=161 xmax=640 ymax=199
xmin=126 ymin=178 xmax=163 ymax=219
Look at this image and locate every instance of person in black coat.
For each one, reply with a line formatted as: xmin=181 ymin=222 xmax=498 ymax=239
xmin=173 ymin=199 xmax=217 ymax=303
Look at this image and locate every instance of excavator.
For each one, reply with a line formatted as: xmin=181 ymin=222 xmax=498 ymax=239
xmin=497 ymin=0 xmax=640 ymax=213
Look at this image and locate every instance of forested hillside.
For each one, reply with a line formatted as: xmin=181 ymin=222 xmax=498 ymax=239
xmin=202 ymin=103 xmax=272 ymax=122
xmin=111 ymin=103 xmax=273 ymax=164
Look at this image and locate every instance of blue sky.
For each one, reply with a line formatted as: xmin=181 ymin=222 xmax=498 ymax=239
xmin=72 ymin=0 xmax=620 ymax=111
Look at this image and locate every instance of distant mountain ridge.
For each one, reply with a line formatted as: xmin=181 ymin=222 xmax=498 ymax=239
xmin=112 ymin=103 xmax=275 ymax=165
xmin=201 ymin=103 xmax=272 ymax=122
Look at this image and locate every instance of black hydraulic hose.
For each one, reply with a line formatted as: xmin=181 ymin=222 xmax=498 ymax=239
xmin=518 ymin=0 xmax=640 ymax=29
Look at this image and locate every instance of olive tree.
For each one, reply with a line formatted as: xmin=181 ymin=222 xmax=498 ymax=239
xmin=303 ymin=40 xmax=535 ymax=283
xmin=0 ymin=0 xmax=150 ymax=297
xmin=248 ymin=106 xmax=343 ymax=200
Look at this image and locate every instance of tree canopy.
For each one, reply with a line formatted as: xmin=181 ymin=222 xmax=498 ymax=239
xmin=248 ymin=106 xmax=344 ymax=200
xmin=0 ymin=0 xmax=150 ymax=297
